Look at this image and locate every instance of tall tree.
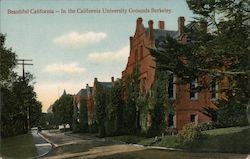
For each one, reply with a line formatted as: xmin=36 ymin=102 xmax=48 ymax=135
xmin=52 ymin=92 xmax=74 ymax=129
xmin=1 ymin=34 xmax=42 ymax=137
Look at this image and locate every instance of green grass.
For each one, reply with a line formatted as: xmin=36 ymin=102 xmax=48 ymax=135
xmin=184 ymin=126 xmax=250 ymax=153
xmin=109 ymin=126 xmax=250 ymax=154
xmin=0 ymin=133 xmax=38 ymax=158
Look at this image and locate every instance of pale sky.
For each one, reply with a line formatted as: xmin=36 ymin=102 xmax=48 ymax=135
xmin=0 ymin=0 xmax=194 ymax=112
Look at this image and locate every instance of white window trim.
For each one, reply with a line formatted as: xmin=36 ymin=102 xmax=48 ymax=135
xmin=169 ymin=75 xmax=177 ymax=100
xmin=190 ymin=79 xmax=198 ymax=100
xmin=211 ymin=81 xmax=219 ymax=101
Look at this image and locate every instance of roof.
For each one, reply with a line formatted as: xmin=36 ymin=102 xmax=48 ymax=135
xmin=97 ymin=82 xmax=113 ymax=88
xmin=76 ymin=89 xmax=87 ymax=97
xmin=144 ymin=28 xmax=179 ymax=48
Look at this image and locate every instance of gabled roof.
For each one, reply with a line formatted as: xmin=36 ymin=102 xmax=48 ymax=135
xmin=97 ymin=82 xmax=112 ymax=88
xmin=76 ymin=89 xmax=87 ymax=97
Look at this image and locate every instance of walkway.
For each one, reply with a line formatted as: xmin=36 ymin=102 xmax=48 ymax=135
xmin=31 ymin=131 xmax=52 ymax=158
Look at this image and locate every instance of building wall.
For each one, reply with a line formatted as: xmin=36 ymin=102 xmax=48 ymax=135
xmin=122 ymin=18 xmax=156 ymax=94
xmin=122 ymin=17 xmax=230 ymax=131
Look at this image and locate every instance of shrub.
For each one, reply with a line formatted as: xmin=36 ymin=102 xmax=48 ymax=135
xmin=198 ymin=122 xmax=215 ymax=131
xmin=177 ymin=123 xmax=202 ymax=144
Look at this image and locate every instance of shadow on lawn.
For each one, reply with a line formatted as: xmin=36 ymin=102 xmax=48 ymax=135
xmin=182 ymin=127 xmax=250 ymax=154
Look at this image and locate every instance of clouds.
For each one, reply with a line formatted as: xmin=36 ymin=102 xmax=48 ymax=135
xmin=87 ymin=45 xmax=129 ymax=63
xmin=53 ymin=31 xmax=107 ymax=47
xmin=44 ymin=62 xmax=86 ymax=73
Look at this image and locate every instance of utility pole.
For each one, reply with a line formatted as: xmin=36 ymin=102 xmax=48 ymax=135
xmin=17 ymin=59 xmax=33 ymax=133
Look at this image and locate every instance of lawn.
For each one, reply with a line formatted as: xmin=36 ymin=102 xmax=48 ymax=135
xmin=109 ymin=126 xmax=250 ymax=154
xmin=0 ymin=133 xmax=37 ymax=158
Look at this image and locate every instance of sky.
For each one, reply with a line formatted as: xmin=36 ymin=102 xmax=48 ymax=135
xmin=0 ymin=0 xmax=194 ymax=112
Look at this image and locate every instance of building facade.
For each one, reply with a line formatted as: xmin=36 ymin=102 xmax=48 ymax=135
xmin=122 ymin=17 xmax=228 ymax=130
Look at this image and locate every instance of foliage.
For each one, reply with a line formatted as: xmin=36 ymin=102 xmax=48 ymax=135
xmin=94 ymin=83 xmax=110 ymax=137
xmin=1 ymin=34 xmax=42 ymax=137
xmin=200 ymin=106 xmax=217 ymax=122
xmin=177 ymin=123 xmax=202 ymax=144
xmin=123 ymin=66 xmax=140 ymax=134
xmin=197 ymin=122 xmax=215 ymax=131
xmin=39 ymin=113 xmax=58 ymax=130
xmin=52 ymin=92 xmax=74 ymax=129
xmin=79 ymin=99 xmax=88 ymax=132
xmin=147 ymin=70 xmax=169 ymax=137
xmin=0 ymin=33 xmax=17 ymax=88
xmin=150 ymin=0 xmax=250 ymax=126
xmin=105 ymin=79 xmax=123 ymax=136
xmin=216 ymin=96 xmax=248 ymax=127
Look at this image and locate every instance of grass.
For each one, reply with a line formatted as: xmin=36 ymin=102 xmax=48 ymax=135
xmin=109 ymin=126 xmax=250 ymax=154
xmin=0 ymin=133 xmax=38 ymax=158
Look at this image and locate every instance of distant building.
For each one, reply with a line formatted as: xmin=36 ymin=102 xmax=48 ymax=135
xmin=73 ymin=89 xmax=88 ymax=124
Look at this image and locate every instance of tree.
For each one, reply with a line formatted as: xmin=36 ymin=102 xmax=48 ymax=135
xmin=105 ymin=79 xmax=123 ymax=136
xmin=0 ymin=33 xmax=16 ymax=88
xmin=94 ymin=84 xmax=110 ymax=137
xmin=150 ymin=0 xmax=250 ymax=126
xmin=147 ymin=70 xmax=169 ymax=136
xmin=52 ymin=92 xmax=74 ymax=129
xmin=1 ymin=34 xmax=42 ymax=137
xmin=123 ymin=67 xmax=140 ymax=134
xmin=79 ymin=99 xmax=88 ymax=132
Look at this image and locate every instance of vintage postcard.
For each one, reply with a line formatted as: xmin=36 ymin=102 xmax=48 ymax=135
xmin=1 ymin=0 xmax=249 ymax=158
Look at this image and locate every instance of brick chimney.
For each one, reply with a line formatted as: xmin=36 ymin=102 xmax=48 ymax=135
xmin=158 ymin=21 xmax=165 ymax=29
xmin=148 ymin=20 xmax=154 ymax=40
xmin=94 ymin=77 xmax=98 ymax=82
xmin=111 ymin=77 xmax=114 ymax=83
xmin=178 ymin=16 xmax=185 ymax=36
xmin=200 ymin=21 xmax=208 ymax=32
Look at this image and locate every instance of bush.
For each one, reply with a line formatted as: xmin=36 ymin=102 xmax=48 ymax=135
xmin=217 ymin=99 xmax=248 ymax=127
xmin=177 ymin=123 xmax=202 ymax=144
xmin=198 ymin=122 xmax=215 ymax=131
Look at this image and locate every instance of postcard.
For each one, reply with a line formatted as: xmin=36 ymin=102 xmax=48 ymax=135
xmin=1 ymin=0 xmax=249 ymax=158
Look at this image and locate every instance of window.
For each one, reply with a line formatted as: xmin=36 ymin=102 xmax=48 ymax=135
xmin=190 ymin=79 xmax=198 ymax=100
xmin=140 ymin=45 xmax=143 ymax=60
xmin=168 ymin=75 xmax=176 ymax=99
xmin=211 ymin=79 xmax=218 ymax=100
xmin=168 ymin=113 xmax=174 ymax=128
xmin=190 ymin=114 xmax=198 ymax=125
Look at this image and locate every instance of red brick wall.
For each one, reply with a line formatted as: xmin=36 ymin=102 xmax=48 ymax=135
xmin=122 ymin=17 xmax=229 ymax=131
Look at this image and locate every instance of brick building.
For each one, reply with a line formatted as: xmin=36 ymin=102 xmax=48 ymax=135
xmin=73 ymin=89 xmax=88 ymax=124
xmin=122 ymin=17 xmax=228 ymax=130
xmin=86 ymin=77 xmax=114 ymax=126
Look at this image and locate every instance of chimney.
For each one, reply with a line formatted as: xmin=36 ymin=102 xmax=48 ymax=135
xmin=158 ymin=21 xmax=165 ymax=29
xmin=200 ymin=21 xmax=208 ymax=32
xmin=94 ymin=77 xmax=98 ymax=82
xmin=178 ymin=16 xmax=185 ymax=36
xmin=111 ymin=77 xmax=114 ymax=83
xmin=148 ymin=20 xmax=154 ymax=40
